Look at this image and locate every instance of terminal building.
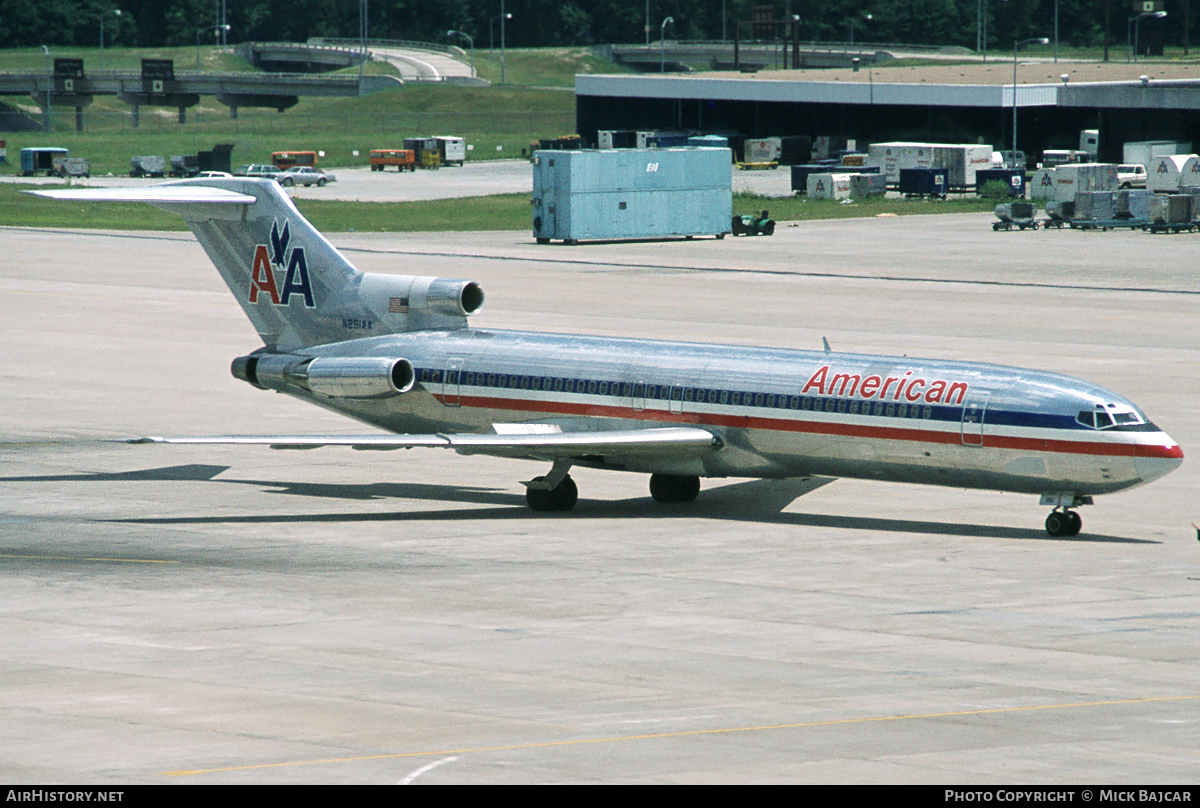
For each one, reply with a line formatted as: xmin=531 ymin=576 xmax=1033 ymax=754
xmin=575 ymin=62 xmax=1200 ymax=163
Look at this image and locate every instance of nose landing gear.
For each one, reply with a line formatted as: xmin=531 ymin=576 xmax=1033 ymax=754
xmin=1045 ymin=509 xmax=1082 ymax=537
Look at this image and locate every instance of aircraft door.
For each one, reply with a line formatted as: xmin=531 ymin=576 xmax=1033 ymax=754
xmin=631 ymin=379 xmax=647 ymax=412
xmin=670 ymin=383 xmax=684 ymax=415
xmin=960 ymin=391 xmax=989 ymax=446
xmin=443 ymin=357 xmax=464 ymax=407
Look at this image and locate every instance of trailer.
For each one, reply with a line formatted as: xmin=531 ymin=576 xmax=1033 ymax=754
xmin=20 ymin=147 xmax=69 ymax=176
xmin=272 ymin=151 xmax=317 ymax=169
xmin=52 ymin=156 xmax=90 ymax=178
xmin=369 ymin=149 xmax=416 ymax=172
xmin=992 ymin=201 xmax=1039 ymax=231
xmin=129 ymin=155 xmax=167 ymax=178
xmin=433 ymin=136 xmax=466 ymax=166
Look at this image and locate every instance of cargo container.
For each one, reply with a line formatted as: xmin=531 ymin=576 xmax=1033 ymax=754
xmin=433 ymin=136 xmax=466 ymax=166
xmin=934 ymin=144 xmax=994 ymax=190
xmin=1074 ymin=191 xmax=1118 ymax=221
xmin=52 ymin=156 xmax=90 ymax=178
xmin=807 ymin=173 xmax=854 ymax=200
xmin=790 ymin=163 xmax=877 ymax=194
xmin=1123 ymin=140 xmax=1191 ymax=168
xmin=779 ymin=136 xmax=812 ymax=165
xmin=530 ymin=148 xmax=732 ymax=244
xmin=1049 ymin=163 xmax=1118 ymax=202
xmin=975 ymin=168 xmax=1026 ymax=197
xmin=1116 ymin=189 xmax=1151 ymax=220
xmin=20 ymin=147 xmax=68 ymax=176
xmin=850 ymin=172 xmax=887 ymax=198
xmin=129 ymin=155 xmax=166 ymax=178
xmin=1029 ymin=168 xmax=1057 ymax=201
xmin=687 ymin=135 xmax=729 ymax=149
xmin=1146 ymin=154 xmax=1200 ymax=192
xmin=744 ymin=137 xmax=782 ymax=164
xmin=899 ymin=167 xmax=947 ymax=198
xmin=404 ymin=137 xmax=442 ymax=169
xmin=866 ymin=142 xmax=935 ymax=186
xmin=598 ymin=130 xmax=637 ymax=149
xmin=1148 ymin=193 xmax=1194 ymax=231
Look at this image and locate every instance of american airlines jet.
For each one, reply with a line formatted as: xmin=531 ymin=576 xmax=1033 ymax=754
xmin=34 ymin=179 xmax=1183 ymax=537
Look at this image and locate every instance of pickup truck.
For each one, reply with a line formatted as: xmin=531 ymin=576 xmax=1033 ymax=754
xmin=1117 ymin=164 xmax=1147 ymax=189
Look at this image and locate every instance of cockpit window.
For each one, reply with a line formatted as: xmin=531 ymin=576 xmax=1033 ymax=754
xmin=1076 ymin=404 xmax=1145 ymax=430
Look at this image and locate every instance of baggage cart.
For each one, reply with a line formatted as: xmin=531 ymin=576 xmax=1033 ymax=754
xmin=992 ymin=201 xmax=1039 ymax=231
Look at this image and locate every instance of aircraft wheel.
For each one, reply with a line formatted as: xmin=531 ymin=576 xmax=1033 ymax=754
xmin=526 ymin=474 xmax=578 ymax=512
xmin=649 ymin=473 xmax=701 ymax=503
xmin=1045 ymin=510 xmax=1080 ymax=537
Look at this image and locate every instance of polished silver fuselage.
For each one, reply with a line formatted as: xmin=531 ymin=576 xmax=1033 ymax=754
xmin=288 ymin=327 xmax=1182 ymax=498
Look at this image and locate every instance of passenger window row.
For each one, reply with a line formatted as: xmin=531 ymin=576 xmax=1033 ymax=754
xmin=417 ymin=367 xmax=937 ymax=421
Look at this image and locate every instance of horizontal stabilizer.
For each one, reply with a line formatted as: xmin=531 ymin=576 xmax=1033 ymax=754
xmin=129 ymin=427 xmax=723 ymax=461
xmin=28 ymin=186 xmax=256 ymax=204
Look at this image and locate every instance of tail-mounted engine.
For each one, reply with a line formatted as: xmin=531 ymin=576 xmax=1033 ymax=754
xmin=233 ymin=353 xmax=415 ymax=399
xmin=354 ymin=273 xmax=485 ymax=332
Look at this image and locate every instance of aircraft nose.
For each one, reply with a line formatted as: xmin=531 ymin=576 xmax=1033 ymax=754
xmin=1135 ymin=438 xmax=1184 ymax=484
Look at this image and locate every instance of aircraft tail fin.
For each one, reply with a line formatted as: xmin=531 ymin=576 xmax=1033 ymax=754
xmin=31 ymin=179 xmax=483 ymax=351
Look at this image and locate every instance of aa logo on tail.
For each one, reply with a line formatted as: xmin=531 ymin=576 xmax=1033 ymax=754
xmin=249 ymin=219 xmax=315 ymax=308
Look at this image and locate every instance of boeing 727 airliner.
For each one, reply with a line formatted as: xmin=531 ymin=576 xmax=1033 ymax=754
xmin=34 ymin=178 xmax=1182 ymax=536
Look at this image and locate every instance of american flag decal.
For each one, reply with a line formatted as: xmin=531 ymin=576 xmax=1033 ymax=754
xmin=388 ymin=297 xmax=409 ymax=313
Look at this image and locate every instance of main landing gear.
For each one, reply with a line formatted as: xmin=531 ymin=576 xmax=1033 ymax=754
xmin=523 ymin=468 xmax=704 ymax=511
xmin=525 ymin=474 xmax=578 ymax=511
xmin=1045 ymin=509 xmax=1082 ymax=537
xmin=649 ymin=473 xmax=701 ymax=503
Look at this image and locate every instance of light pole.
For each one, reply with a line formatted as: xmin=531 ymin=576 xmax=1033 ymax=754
xmin=849 ymin=13 xmax=872 ymax=46
xmin=447 ymin=30 xmax=475 ymax=78
xmin=1128 ymin=10 xmax=1167 ymax=62
xmin=501 ymin=0 xmax=509 ymax=85
xmin=359 ymin=0 xmax=369 ymax=76
xmin=196 ymin=24 xmax=230 ymax=68
xmin=490 ymin=13 xmax=510 ymax=54
xmin=40 ymin=45 xmax=51 ymax=133
xmin=660 ymin=16 xmax=674 ymax=73
xmin=1012 ymin=37 xmax=1049 ymax=168
xmin=100 ymin=9 xmax=121 ymax=72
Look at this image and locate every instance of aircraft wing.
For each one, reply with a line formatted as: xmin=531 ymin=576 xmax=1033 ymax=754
xmin=129 ymin=426 xmax=724 ymax=460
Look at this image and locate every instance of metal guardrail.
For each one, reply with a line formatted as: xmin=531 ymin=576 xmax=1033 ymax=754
xmin=310 ymin=37 xmax=464 ymax=57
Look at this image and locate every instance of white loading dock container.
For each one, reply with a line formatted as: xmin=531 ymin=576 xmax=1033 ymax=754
xmin=807 ymin=173 xmax=854 ymax=200
xmin=866 ymin=142 xmax=935 ymax=186
xmin=744 ymin=137 xmax=782 ymax=163
xmin=1030 ymin=168 xmax=1057 ymax=201
xmin=433 ymin=136 xmax=466 ymax=166
xmin=1049 ymin=163 xmax=1118 ymax=202
xmin=1147 ymin=154 xmax=1200 ymax=192
xmin=1123 ymin=140 xmax=1191 ymax=168
xmin=932 ymin=145 xmax=994 ymax=191
xmin=530 ymin=148 xmax=733 ymax=244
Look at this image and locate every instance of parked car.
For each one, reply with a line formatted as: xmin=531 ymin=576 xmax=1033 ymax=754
xmin=233 ymin=164 xmax=283 ymax=181
xmin=279 ymin=166 xmax=337 ymax=187
xmin=1117 ymin=164 xmax=1148 ymax=189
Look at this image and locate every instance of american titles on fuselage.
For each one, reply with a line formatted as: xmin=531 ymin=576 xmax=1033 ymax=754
xmin=248 ymin=218 xmax=315 ymax=308
xmin=802 ymin=364 xmax=968 ymax=406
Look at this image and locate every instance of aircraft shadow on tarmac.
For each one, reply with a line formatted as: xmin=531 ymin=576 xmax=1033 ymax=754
xmin=19 ymin=463 xmax=1153 ymax=545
